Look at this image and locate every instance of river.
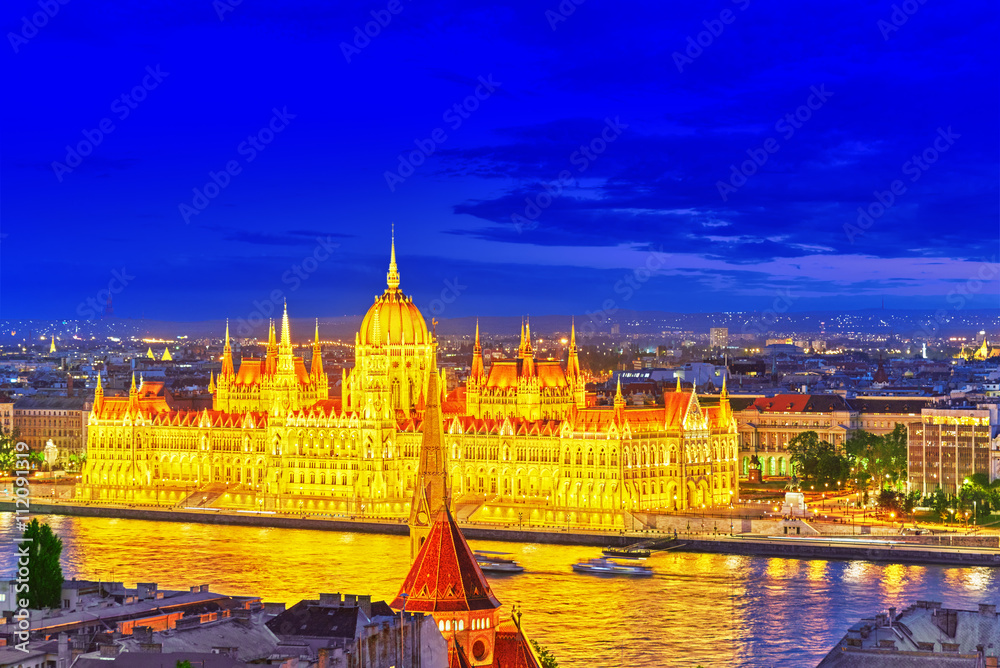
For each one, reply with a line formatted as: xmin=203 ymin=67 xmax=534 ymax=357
xmin=2 ymin=513 xmax=997 ymax=667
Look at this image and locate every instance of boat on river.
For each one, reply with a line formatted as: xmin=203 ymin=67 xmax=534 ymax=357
xmin=572 ymin=557 xmax=653 ymax=577
xmin=474 ymin=550 xmax=525 ymax=573
xmin=602 ymin=546 xmax=651 ymax=559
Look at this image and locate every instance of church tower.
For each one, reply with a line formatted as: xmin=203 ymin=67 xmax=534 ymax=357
xmin=408 ymin=346 xmax=449 ymax=561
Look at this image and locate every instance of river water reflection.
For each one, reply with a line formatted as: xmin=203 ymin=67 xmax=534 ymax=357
xmin=2 ymin=513 xmax=997 ymax=667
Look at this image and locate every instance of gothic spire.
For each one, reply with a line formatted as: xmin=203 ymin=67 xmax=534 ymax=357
xmin=386 ymin=224 xmax=400 ymax=291
xmin=279 ymin=300 xmax=292 ymax=352
xmin=408 ymin=343 xmax=449 ymax=560
xmin=471 ymin=319 xmax=485 ymax=379
xmin=222 ymin=319 xmax=235 ymax=377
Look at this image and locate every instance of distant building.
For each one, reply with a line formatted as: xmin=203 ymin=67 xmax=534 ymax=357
xmin=734 ymin=394 xmax=855 ymax=477
xmin=710 ymin=327 xmax=728 ymax=349
xmin=13 ymin=396 xmax=90 ymax=460
xmin=819 ymin=600 xmax=1000 ymax=667
xmin=734 ymin=395 xmax=931 ymax=479
xmin=907 ymin=406 xmax=1000 ymax=496
xmin=0 ymin=400 xmax=12 ymax=434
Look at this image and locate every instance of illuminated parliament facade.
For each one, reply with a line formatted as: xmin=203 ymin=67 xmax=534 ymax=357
xmin=78 ymin=240 xmax=740 ymax=526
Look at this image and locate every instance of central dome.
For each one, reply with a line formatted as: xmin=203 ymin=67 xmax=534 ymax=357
xmin=358 ymin=232 xmax=430 ymax=346
xmin=359 ymin=290 xmax=429 ymax=345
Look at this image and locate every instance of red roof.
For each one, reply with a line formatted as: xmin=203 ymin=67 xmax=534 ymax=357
xmin=390 ymin=508 xmax=501 ymax=613
xmin=484 ymin=361 xmax=519 ymax=390
xmin=535 ymin=361 xmax=568 ymax=389
xmin=493 ymin=619 xmax=542 ymax=668
xmin=751 ymin=394 xmax=811 ymax=413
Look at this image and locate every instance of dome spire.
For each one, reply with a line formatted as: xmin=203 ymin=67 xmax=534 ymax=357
xmin=386 ymin=223 xmax=400 ymax=291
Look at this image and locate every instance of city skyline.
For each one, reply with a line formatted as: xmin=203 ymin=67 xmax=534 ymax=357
xmin=3 ymin=0 xmax=998 ymax=321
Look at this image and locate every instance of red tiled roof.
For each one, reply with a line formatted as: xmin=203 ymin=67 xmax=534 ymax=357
xmin=390 ymin=508 xmax=501 ymax=613
xmin=535 ymin=361 xmax=567 ymax=389
xmin=484 ymin=362 xmax=519 ymax=390
xmin=235 ymin=359 xmax=262 ymax=384
xmin=664 ymin=391 xmax=691 ymax=427
xmin=95 ymin=396 xmax=171 ymax=420
xmin=752 ymin=394 xmax=811 ymax=413
xmin=493 ymin=619 xmax=542 ymax=668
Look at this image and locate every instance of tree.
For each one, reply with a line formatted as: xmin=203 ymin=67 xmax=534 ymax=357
xmin=788 ymin=431 xmax=848 ymax=486
xmin=0 ymin=427 xmax=23 ymax=473
xmin=66 ymin=453 xmax=87 ymax=473
xmin=21 ymin=519 xmax=64 ymax=609
xmin=530 ymin=639 xmax=558 ymax=668
xmin=176 ymin=661 xmax=194 ymax=668
xmin=928 ymin=486 xmax=949 ymax=522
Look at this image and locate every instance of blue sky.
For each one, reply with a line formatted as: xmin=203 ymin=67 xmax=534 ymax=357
xmin=2 ymin=0 xmax=998 ymax=322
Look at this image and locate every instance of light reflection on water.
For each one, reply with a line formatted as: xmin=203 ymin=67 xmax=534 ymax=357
xmin=1 ymin=513 xmax=997 ymax=668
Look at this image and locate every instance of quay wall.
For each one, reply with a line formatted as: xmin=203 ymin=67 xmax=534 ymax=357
xmin=3 ymin=502 xmax=998 ymax=561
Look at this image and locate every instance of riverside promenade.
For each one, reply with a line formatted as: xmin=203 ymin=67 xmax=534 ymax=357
xmin=4 ymin=499 xmax=1000 ymax=566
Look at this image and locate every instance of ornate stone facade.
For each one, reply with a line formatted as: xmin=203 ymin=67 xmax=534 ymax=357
xmin=77 ymin=239 xmax=740 ymax=526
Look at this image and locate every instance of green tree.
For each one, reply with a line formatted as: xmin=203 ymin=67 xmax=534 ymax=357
xmin=928 ymin=486 xmax=949 ymax=522
xmin=788 ymin=431 xmax=848 ymax=486
xmin=0 ymin=427 xmax=24 ymax=473
xmin=530 ymin=639 xmax=558 ymax=668
xmin=176 ymin=661 xmax=194 ymax=668
xmin=21 ymin=519 xmax=64 ymax=609
xmin=66 ymin=453 xmax=87 ymax=473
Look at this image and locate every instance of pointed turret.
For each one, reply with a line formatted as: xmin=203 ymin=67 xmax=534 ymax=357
xmin=718 ymin=372 xmax=732 ymax=426
xmin=146 ymin=346 xmax=155 ymax=359
xmin=93 ymin=372 xmax=104 ymax=411
xmin=386 ymin=223 xmax=400 ymax=292
xmin=520 ymin=317 xmax=535 ymax=377
xmin=310 ymin=319 xmax=324 ymax=377
xmin=221 ymin=320 xmax=235 ymax=377
xmin=676 ymin=375 xmax=683 ymax=393
xmin=471 ymin=319 xmax=485 ymax=379
xmin=341 ymin=367 xmax=348 ymax=407
xmin=208 ymin=371 xmax=216 ymax=394
xmin=614 ymin=376 xmax=626 ymax=420
xmin=161 ymin=347 xmax=172 ymax=362
xmin=279 ymin=301 xmax=292 ymax=352
xmin=409 ymin=345 xmax=449 ymax=561
xmin=49 ymin=336 xmax=56 ymax=353
xmin=566 ymin=318 xmax=581 ymax=379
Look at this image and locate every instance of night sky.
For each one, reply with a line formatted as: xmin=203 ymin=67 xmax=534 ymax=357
xmin=3 ymin=0 xmax=998 ymax=322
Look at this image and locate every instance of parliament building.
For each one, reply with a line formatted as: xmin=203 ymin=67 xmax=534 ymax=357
xmin=78 ymin=239 xmax=740 ymax=527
